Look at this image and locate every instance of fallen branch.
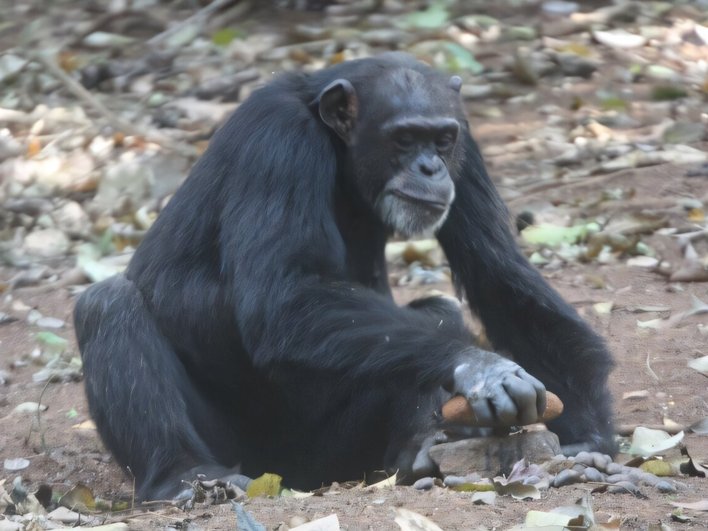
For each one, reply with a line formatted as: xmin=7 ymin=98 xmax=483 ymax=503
xmin=507 ymin=171 xmax=624 ymax=208
xmin=147 ymin=0 xmax=244 ymax=47
xmin=28 ymin=52 xmax=199 ymax=157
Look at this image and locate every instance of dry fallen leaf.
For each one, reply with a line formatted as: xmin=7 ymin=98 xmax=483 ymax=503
xmin=688 ymin=356 xmax=708 ymax=377
xmin=394 ymin=508 xmax=444 ymax=531
xmin=671 ymin=500 xmax=708 ymax=511
xmin=629 ymin=427 xmax=684 ymax=457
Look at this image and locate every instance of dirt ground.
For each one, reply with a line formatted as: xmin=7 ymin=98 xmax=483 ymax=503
xmin=1 ymin=160 xmax=708 ymax=529
xmin=1 ymin=1 xmax=708 ymax=529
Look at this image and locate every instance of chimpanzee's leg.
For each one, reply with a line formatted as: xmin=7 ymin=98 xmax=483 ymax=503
xmin=74 ymin=275 xmax=246 ymax=500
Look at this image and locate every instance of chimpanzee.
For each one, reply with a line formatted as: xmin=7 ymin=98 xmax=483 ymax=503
xmin=74 ymin=53 xmax=615 ymax=501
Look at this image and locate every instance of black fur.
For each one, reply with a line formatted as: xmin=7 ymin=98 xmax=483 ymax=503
xmin=74 ymin=53 xmax=614 ymax=500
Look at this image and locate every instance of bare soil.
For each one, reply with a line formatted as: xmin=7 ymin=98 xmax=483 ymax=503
xmin=1 ymin=160 xmax=708 ymax=529
xmin=1 ymin=2 xmax=708 ymax=527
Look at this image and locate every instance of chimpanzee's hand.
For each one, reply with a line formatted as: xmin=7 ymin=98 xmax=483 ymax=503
xmin=452 ymin=350 xmax=546 ymax=427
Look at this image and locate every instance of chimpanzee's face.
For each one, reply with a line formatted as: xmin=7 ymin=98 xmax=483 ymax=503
xmin=318 ymin=68 xmax=464 ymax=237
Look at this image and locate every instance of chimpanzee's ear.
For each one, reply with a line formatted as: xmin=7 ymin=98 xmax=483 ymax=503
xmin=318 ymin=79 xmax=358 ymax=143
xmin=448 ymin=75 xmax=462 ymax=92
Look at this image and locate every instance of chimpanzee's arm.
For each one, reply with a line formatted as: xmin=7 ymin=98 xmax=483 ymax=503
xmin=229 ymin=267 xmax=544 ymax=427
xmin=437 ymin=133 xmax=615 ymax=452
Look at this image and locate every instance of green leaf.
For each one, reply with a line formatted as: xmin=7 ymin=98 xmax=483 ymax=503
xmin=521 ymin=222 xmax=599 ymax=247
xmin=212 ymin=27 xmax=244 ymax=46
xmin=441 ymin=42 xmax=484 ymax=74
xmin=651 ymin=85 xmax=687 ymax=101
xmin=399 ymin=2 xmax=449 ymax=29
xmin=450 ymin=482 xmax=495 ymax=492
xmin=36 ymin=331 xmax=68 ymax=354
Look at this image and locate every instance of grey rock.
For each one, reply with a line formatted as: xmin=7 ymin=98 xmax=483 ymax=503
xmin=554 ymin=53 xmax=597 ymax=78
xmin=606 ymin=473 xmax=630 ymax=484
xmin=53 ymin=201 xmax=89 ymax=237
xmin=412 ymin=477 xmax=435 ymax=490
xmin=552 ymin=468 xmax=583 ymax=487
xmin=655 ymin=480 xmax=677 ymax=493
xmin=607 ymin=480 xmax=643 ymax=496
xmin=429 ymin=431 xmax=561 ymax=478
xmin=592 ymin=453 xmax=612 ymax=471
xmin=573 ymin=451 xmax=594 ymax=467
xmin=23 ymin=229 xmax=70 ymax=258
xmin=605 ymin=462 xmax=624 ymax=475
xmin=582 ymin=466 xmax=605 ymax=482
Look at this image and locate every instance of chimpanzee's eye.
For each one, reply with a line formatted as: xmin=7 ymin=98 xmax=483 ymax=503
xmin=394 ymin=132 xmax=415 ymax=150
xmin=435 ymin=133 xmax=455 ymax=151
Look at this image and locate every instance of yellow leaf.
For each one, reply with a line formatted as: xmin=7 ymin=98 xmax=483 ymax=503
xmin=59 ymin=484 xmax=96 ymax=511
xmin=246 ymin=473 xmax=282 ymax=498
xmin=26 ymin=137 xmax=41 ymax=157
xmin=72 ymin=420 xmax=97 ymax=430
xmin=450 ymin=482 xmax=495 ymax=492
xmin=639 ymin=459 xmax=675 ymax=476
xmin=688 ymin=208 xmax=705 ymax=222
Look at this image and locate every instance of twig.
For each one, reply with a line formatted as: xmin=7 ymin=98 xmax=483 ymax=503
xmin=65 ymin=10 xmax=166 ymax=49
xmin=28 ymin=51 xmax=199 ymax=157
xmin=25 ymin=379 xmax=52 ymax=452
xmin=147 ymin=0 xmax=242 ymax=47
xmin=13 ymin=268 xmax=87 ymax=296
xmin=31 ymin=51 xmax=143 ymax=135
xmin=507 ymin=170 xmax=624 ymax=208
xmin=645 ymin=351 xmax=660 ymax=382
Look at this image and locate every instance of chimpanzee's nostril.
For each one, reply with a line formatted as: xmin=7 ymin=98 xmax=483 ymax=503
xmin=419 ymin=157 xmax=443 ymax=177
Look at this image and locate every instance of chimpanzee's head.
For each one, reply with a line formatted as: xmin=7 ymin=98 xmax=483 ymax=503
xmin=318 ymin=66 xmax=465 ymax=237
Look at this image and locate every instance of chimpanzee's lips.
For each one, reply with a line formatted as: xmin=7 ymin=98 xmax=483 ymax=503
xmin=391 ymin=190 xmax=448 ymax=212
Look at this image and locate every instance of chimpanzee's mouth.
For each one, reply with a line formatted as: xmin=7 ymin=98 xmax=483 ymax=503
xmin=391 ymin=190 xmax=448 ymax=212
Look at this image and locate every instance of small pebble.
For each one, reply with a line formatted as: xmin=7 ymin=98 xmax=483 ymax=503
xmin=607 ymin=481 xmax=643 ymax=496
xmin=36 ymin=316 xmax=65 ymax=329
xmin=4 ymin=458 xmax=30 ymax=471
xmin=592 ymin=453 xmax=611 ymax=470
xmin=583 ymin=467 xmax=605 ymax=483
xmin=638 ymin=472 xmax=660 ymax=487
xmin=605 ymin=462 xmax=624 ymax=475
xmin=552 ymin=468 xmax=583 ymax=487
xmin=413 ymin=477 xmax=435 ymax=491
xmin=573 ymin=451 xmax=593 ymax=467
xmin=542 ymin=1 xmax=579 ymax=16
xmin=627 ymin=468 xmax=645 ymax=482
xmin=655 ymin=480 xmax=677 ymax=493
xmin=606 ymin=473 xmax=629 ymax=484
xmin=523 ymin=475 xmax=541 ymax=485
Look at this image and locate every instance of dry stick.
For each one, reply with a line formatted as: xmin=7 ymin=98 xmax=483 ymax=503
xmin=26 ymin=379 xmax=52 ymax=453
xmin=32 ymin=52 xmax=139 ymax=135
xmin=147 ymin=0 xmax=242 ymax=47
xmin=13 ymin=267 xmax=87 ymax=296
xmin=645 ymin=351 xmax=660 ymax=382
xmin=507 ymin=170 xmax=625 ymax=208
xmin=30 ymin=52 xmax=199 ymax=157
xmin=65 ymin=10 xmax=166 ymax=49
